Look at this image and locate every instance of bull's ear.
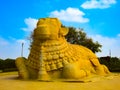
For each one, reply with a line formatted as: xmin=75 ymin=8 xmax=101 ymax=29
xmin=59 ymin=27 xmax=69 ymax=36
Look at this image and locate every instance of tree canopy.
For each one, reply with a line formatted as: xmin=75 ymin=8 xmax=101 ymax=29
xmin=65 ymin=27 xmax=102 ymax=53
xmin=0 ymin=58 xmax=17 ymax=72
xmin=99 ymin=57 xmax=120 ymax=72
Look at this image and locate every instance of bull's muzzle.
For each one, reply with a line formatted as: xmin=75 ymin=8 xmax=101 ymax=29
xmin=34 ymin=25 xmax=50 ymax=39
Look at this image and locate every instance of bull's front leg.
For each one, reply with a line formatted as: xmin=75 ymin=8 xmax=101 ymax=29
xmin=15 ymin=57 xmax=29 ymax=79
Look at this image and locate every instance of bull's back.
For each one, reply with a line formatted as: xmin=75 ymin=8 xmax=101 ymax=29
xmin=70 ymin=44 xmax=101 ymax=67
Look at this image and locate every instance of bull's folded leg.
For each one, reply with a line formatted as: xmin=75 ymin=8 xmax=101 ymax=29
xmin=62 ymin=61 xmax=90 ymax=79
xmin=15 ymin=57 xmax=29 ymax=79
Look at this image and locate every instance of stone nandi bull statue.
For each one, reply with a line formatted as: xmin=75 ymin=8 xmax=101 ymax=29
xmin=16 ymin=18 xmax=110 ymax=80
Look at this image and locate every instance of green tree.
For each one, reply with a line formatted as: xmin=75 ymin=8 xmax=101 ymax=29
xmin=4 ymin=58 xmax=16 ymax=69
xmin=0 ymin=58 xmax=17 ymax=72
xmin=99 ymin=57 xmax=120 ymax=72
xmin=65 ymin=27 xmax=102 ymax=53
xmin=27 ymin=32 xmax=34 ymax=50
xmin=0 ymin=59 xmax=4 ymax=70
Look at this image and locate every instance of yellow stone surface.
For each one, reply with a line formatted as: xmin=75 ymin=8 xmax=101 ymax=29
xmin=16 ymin=18 xmax=110 ymax=80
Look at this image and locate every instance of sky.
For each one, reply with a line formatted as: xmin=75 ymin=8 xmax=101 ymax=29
xmin=0 ymin=0 xmax=120 ymax=59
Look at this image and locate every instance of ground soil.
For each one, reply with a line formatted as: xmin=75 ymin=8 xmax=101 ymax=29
xmin=0 ymin=72 xmax=120 ymax=90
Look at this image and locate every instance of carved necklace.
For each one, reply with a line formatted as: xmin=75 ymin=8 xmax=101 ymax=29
xmin=26 ymin=39 xmax=78 ymax=71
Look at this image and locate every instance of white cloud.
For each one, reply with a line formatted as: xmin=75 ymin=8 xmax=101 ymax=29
xmin=16 ymin=39 xmax=26 ymax=44
xmin=89 ymin=34 xmax=120 ymax=57
xmin=0 ymin=17 xmax=37 ymax=59
xmin=0 ymin=37 xmax=9 ymax=46
xmin=21 ymin=17 xmax=38 ymax=31
xmin=81 ymin=0 xmax=116 ymax=9
xmin=49 ymin=7 xmax=89 ymax=23
xmin=118 ymin=34 xmax=120 ymax=37
xmin=0 ymin=37 xmax=29 ymax=59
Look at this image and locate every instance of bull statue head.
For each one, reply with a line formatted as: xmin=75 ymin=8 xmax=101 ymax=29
xmin=33 ymin=18 xmax=69 ymax=40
